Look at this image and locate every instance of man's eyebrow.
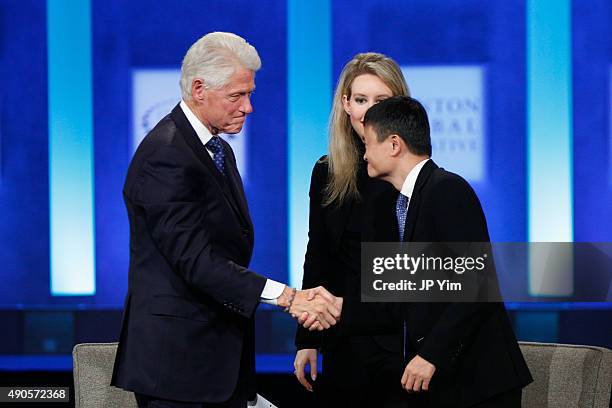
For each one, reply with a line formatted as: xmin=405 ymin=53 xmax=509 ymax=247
xmin=229 ymin=85 xmax=256 ymax=94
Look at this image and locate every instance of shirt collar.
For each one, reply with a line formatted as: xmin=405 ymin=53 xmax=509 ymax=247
xmin=180 ymin=100 xmax=214 ymax=147
xmin=400 ymin=158 xmax=430 ymax=199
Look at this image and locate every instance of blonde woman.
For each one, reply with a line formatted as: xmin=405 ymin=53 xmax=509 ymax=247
xmin=294 ymin=53 xmax=410 ymax=407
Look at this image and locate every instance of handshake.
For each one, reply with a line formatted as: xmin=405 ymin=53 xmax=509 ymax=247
xmin=277 ymin=286 xmax=343 ymax=331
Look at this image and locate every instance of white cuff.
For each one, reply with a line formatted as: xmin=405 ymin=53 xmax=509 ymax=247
xmin=260 ymin=279 xmax=286 ymax=306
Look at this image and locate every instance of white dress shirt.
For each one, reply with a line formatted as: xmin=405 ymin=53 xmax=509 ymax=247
xmin=179 ymin=101 xmax=285 ymax=305
xmin=400 ymin=158 xmax=430 ymax=200
xmin=400 ymin=159 xmax=430 ymax=203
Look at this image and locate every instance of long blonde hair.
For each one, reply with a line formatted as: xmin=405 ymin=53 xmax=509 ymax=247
xmin=323 ymin=53 xmax=410 ymax=206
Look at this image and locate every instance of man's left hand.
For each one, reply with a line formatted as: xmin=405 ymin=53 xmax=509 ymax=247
xmin=401 ymin=354 xmax=436 ymax=392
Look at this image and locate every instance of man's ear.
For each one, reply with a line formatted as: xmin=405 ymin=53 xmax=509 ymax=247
xmin=389 ymin=134 xmax=402 ymax=157
xmin=191 ymin=78 xmax=207 ymax=103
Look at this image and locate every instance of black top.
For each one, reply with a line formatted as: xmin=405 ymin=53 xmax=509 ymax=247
xmin=295 ymin=153 xmax=397 ymax=352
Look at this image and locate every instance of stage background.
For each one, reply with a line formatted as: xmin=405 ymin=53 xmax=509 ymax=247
xmin=0 ymin=0 xmax=610 ymax=373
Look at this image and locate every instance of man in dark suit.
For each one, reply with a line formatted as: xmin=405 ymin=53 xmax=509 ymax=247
xmin=303 ymin=96 xmax=533 ymax=407
xmin=111 ymin=32 xmax=341 ymax=408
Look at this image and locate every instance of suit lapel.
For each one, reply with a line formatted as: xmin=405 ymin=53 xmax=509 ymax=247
xmin=402 ymin=160 xmax=438 ymax=242
xmin=169 ymin=104 xmax=249 ymax=227
xmin=221 ymin=140 xmax=253 ymax=231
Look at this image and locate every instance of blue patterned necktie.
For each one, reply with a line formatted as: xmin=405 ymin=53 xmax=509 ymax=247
xmin=205 ymin=136 xmax=226 ymax=176
xmin=396 ymin=192 xmax=410 ymax=359
xmin=396 ymin=193 xmax=409 ymax=241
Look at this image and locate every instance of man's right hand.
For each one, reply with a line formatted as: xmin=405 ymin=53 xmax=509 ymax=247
xmin=294 ymin=349 xmax=318 ymax=392
xmin=277 ymin=286 xmax=342 ymax=329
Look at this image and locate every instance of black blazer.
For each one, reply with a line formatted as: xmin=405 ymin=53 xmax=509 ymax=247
xmin=111 ymin=104 xmax=267 ymax=403
xmin=344 ymin=160 xmax=533 ymax=407
xmin=295 ymin=156 xmax=401 ymax=354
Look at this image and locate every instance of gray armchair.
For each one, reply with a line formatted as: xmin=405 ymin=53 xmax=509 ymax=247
xmin=520 ymin=342 xmax=611 ymax=408
xmin=73 ymin=343 xmax=137 ymax=408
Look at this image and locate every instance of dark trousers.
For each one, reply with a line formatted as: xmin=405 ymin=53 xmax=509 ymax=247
xmin=391 ymin=387 xmax=522 ymax=408
xmin=469 ymin=388 xmax=522 ymax=408
xmin=316 ymin=336 xmax=405 ymax=408
xmin=136 ymin=334 xmax=252 ymax=408
xmin=135 ymin=387 xmax=247 ymax=408
xmin=314 ymin=343 xmax=373 ymax=408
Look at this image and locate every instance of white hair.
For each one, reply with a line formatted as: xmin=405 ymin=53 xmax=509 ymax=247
xmin=180 ymin=32 xmax=261 ymax=100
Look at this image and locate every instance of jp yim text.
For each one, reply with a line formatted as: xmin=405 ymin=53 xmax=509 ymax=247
xmin=373 ymin=279 xmax=462 ymax=292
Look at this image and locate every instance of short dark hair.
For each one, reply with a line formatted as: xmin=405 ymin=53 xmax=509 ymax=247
xmin=363 ymin=96 xmax=432 ymax=157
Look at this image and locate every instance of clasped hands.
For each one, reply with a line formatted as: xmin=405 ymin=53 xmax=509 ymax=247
xmin=277 ymin=286 xmax=343 ymax=331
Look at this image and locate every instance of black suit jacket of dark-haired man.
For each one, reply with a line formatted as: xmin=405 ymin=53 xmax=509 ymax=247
xmin=342 ymin=159 xmax=533 ymax=408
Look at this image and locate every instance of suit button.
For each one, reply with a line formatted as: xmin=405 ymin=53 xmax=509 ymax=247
xmin=241 ymin=229 xmax=250 ymax=238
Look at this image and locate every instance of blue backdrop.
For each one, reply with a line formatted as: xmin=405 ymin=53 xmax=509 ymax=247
xmin=0 ymin=0 xmax=610 ymax=310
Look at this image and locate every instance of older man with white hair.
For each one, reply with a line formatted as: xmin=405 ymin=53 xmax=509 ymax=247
xmin=111 ymin=32 xmax=341 ymax=408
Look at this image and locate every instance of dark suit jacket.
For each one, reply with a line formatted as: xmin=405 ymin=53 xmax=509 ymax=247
xmin=344 ymin=160 xmax=533 ymax=407
xmin=111 ymin=104 xmax=267 ymax=403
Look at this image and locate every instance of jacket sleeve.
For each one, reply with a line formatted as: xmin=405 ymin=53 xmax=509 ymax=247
xmin=134 ymin=143 xmax=267 ymax=319
xmin=295 ymin=158 xmax=330 ymax=350
xmin=417 ymin=176 xmax=495 ymax=371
